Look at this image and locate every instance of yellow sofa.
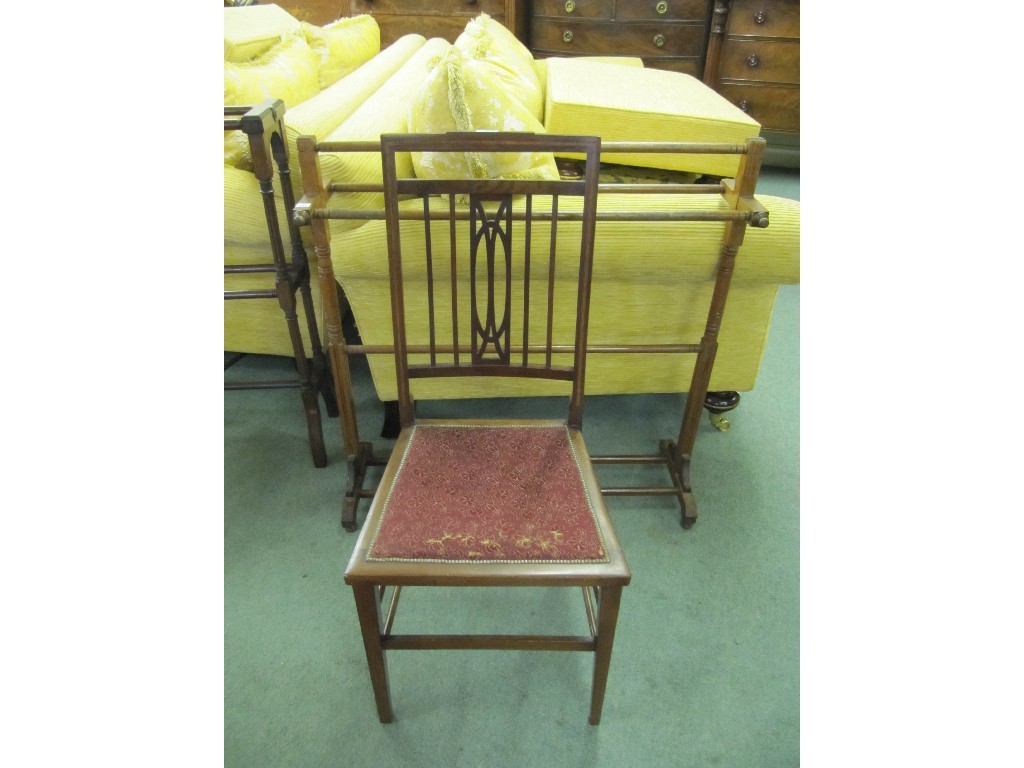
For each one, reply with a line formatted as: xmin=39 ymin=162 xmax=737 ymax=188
xmin=223 ymin=6 xmax=799 ymax=405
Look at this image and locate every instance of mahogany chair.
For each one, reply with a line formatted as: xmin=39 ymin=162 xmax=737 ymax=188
xmin=336 ymin=132 xmax=630 ymax=724
xmin=223 ymin=99 xmax=337 ymax=467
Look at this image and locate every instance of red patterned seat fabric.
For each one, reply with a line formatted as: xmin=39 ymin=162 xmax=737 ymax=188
xmin=367 ymin=424 xmax=609 ymax=563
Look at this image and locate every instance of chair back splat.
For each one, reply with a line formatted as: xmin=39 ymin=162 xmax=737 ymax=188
xmin=379 ymin=132 xmax=601 ymax=431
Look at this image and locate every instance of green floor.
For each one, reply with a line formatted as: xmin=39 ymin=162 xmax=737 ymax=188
xmin=225 ymin=168 xmax=799 ymax=767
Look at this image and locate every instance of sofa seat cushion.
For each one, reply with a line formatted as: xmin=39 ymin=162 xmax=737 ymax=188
xmin=408 ymin=44 xmax=559 ymax=182
xmin=301 ymin=14 xmax=380 ymax=90
xmin=224 ymin=3 xmax=301 ymax=62
xmin=543 ymin=58 xmax=762 ymax=178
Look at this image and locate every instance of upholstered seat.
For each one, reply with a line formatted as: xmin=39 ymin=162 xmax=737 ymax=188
xmin=364 ymin=422 xmax=610 ymax=564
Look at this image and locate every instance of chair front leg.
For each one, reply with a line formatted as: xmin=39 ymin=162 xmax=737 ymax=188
xmin=351 ymin=582 xmax=395 ymax=723
xmin=588 ymin=584 xmax=624 ymax=725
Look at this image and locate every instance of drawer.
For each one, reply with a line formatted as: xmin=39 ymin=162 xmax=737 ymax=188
xmin=726 ymin=0 xmax=799 ymax=39
xmin=640 ymin=57 xmax=702 ymax=76
xmin=719 ymin=39 xmax=798 ymax=83
xmin=614 ymin=0 xmax=710 ymax=22
xmin=532 ymin=21 xmax=706 ymax=57
xmin=350 ymin=0 xmax=506 ymax=15
xmin=717 ymin=83 xmax=799 ymax=132
xmin=532 ymin=0 xmax=614 ymax=19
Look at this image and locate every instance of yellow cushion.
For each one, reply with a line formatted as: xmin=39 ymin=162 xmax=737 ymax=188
xmin=224 ymin=33 xmax=320 ymax=169
xmin=408 ymin=45 xmax=559 ymax=182
xmin=454 ymin=13 xmax=543 ymax=121
xmin=224 ymin=3 xmax=301 ymax=62
xmin=533 ymin=54 xmax=643 ymax=91
xmin=301 ymin=14 xmax=380 ymax=90
xmin=543 ymin=58 xmax=761 ymax=178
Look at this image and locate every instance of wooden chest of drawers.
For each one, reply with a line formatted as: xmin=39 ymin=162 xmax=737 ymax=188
xmin=529 ymin=0 xmax=714 ymax=77
xmin=703 ymin=0 xmax=799 ymax=166
xmin=349 ymin=0 xmax=527 ymax=46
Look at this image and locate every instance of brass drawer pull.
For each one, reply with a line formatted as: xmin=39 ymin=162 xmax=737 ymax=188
xmin=738 ymin=99 xmax=749 ymax=112
xmin=563 ymin=30 xmax=574 ymax=43
xmin=746 ymin=53 xmax=760 ymax=68
xmin=565 ymin=0 xmax=575 ymax=12
xmin=656 ymin=1 xmax=669 ymax=13
xmin=653 ymin=33 xmax=666 ymax=47
xmin=754 ymin=10 xmax=767 ymax=24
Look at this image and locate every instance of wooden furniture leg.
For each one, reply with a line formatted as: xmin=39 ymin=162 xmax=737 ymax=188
xmin=352 ymin=583 xmax=395 ymax=723
xmin=589 ymin=584 xmax=624 ymax=726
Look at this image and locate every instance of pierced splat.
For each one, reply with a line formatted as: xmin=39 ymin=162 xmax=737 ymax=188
xmin=468 ymin=194 xmax=513 ymax=366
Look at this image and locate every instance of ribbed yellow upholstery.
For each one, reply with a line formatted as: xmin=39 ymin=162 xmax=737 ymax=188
xmin=329 ymin=193 xmax=800 ymax=399
xmin=224 ymin=3 xmax=301 ymax=62
xmin=532 ymin=56 xmax=642 ymax=109
xmin=543 ymin=58 xmax=762 ymax=178
xmin=223 ymin=35 xmax=425 ymax=356
xmin=284 ymin=34 xmax=426 ymax=158
xmin=312 ymin=37 xmax=451 ymax=233
xmin=224 ymin=242 xmax=326 ymax=357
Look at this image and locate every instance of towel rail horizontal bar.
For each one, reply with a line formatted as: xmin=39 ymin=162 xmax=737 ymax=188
xmin=225 ymin=289 xmax=277 ymax=300
xmin=312 ymin=140 xmax=752 ymax=155
xmin=325 ymin=182 xmax=727 ymax=195
xmin=343 ymin=343 xmax=702 ymax=356
xmin=298 ymin=208 xmax=758 ymax=224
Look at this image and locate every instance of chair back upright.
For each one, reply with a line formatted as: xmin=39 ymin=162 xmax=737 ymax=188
xmin=378 ymin=132 xmax=602 ymax=430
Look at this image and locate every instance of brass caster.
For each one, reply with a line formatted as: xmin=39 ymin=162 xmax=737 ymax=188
xmin=709 ymin=411 xmax=731 ymax=431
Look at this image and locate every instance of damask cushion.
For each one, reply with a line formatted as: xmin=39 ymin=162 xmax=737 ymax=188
xmin=224 ymin=3 xmax=301 ymax=62
xmin=300 ymin=14 xmax=380 ymax=90
xmin=454 ymin=13 xmax=543 ymax=121
xmin=543 ymin=57 xmax=762 ymax=178
xmin=407 ymin=44 xmax=559 ymax=183
xmin=223 ymin=33 xmax=320 ymax=168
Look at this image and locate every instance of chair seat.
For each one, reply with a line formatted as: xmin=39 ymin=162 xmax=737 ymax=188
xmin=365 ymin=421 xmax=610 ymax=564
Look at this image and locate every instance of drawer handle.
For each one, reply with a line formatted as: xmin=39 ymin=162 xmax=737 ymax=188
xmin=656 ymin=1 xmax=669 ymax=13
xmin=563 ymin=30 xmax=574 ymax=43
xmin=746 ymin=54 xmax=760 ymax=68
xmin=738 ymin=99 xmax=749 ymax=112
xmin=754 ymin=10 xmax=767 ymax=24
xmin=653 ymin=33 xmax=666 ymax=47
xmin=565 ymin=0 xmax=575 ymax=12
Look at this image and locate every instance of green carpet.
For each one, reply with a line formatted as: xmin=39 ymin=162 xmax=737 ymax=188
xmin=224 ymin=167 xmax=799 ymax=767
